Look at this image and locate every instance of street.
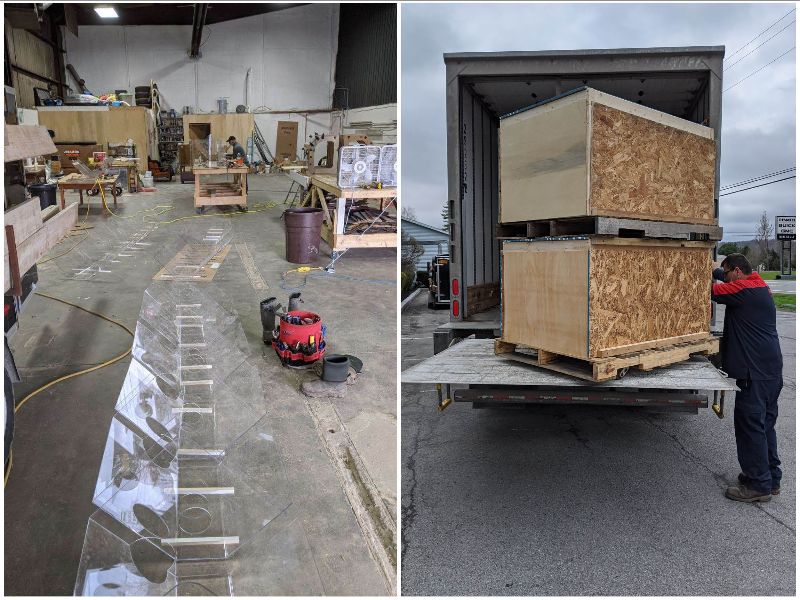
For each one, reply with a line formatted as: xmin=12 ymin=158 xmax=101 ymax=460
xmin=400 ymin=292 xmax=795 ymax=596
xmin=767 ymin=279 xmax=796 ymax=295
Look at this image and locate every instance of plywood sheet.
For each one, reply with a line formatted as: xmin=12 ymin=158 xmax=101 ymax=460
xmin=153 ymin=244 xmax=232 ymax=282
xmin=4 ymin=124 xmax=57 ymax=162
xmin=589 ymin=103 xmax=716 ymax=224
xmin=182 ymin=113 xmax=254 ymax=150
xmin=499 ymin=94 xmax=588 ymax=223
xmin=36 ymin=107 xmax=155 ymax=171
xmin=588 ymin=242 xmax=712 ymax=356
xmin=501 ymin=240 xmax=589 ymax=359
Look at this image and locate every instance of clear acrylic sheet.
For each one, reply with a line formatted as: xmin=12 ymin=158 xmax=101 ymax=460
xmin=93 ymin=417 xmax=290 ymax=563
xmin=74 ymin=512 xmax=177 ymax=597
xmin=152 ymin=222 xmax=233 ymax=281
xmin=114 ymin=358 xmax=183 ymax=448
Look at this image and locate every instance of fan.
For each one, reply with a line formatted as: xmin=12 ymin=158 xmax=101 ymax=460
xmin=338 ymin=145 xmax=381 ymax=188
xmin=378 ymin=144 xmax=397 ymax=187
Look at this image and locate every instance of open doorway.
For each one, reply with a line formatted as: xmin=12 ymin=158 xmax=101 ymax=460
xmin=188 ymin=122 xmax=211 ymax=141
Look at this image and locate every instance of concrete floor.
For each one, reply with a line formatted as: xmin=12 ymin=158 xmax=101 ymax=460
xmin=5 ymin=174 xmax=397 ymax=595
xmin=401 ymin=292 xmax=795 ymax=596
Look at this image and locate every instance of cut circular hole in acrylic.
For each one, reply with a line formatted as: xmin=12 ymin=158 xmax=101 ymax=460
xmin=178 ymin=505 xmax=213 ymax=535
xmin=130 ymin=539 xmax=173 ymax=584
xmin=133 ymin=503 xmax=171 ymax=539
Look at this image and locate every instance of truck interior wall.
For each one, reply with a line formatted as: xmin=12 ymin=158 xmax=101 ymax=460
xmin=459 ymin=84 xmax=499 ymax=318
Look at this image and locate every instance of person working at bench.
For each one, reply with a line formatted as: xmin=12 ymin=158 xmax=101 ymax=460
xmin=226 ymin=136 xmax=247 ymax=163
xmin=712 ymin=253 xmax=783 ymax=503
xmin=226 ymin=135 xmax=248 ymax=191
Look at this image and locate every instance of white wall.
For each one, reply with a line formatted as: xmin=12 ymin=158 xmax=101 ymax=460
xmin=63 ymin=4 xmax=340 ymax=158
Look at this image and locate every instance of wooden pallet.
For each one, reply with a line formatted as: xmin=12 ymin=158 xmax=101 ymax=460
xmin=494 ymin=336 xmax=720 ymax=382
xmin=496 ymin=215 xmax=723 ymax=242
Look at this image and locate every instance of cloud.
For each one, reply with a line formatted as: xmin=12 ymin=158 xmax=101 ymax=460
xmin=401 ymin=2 xmax=796 ymax=240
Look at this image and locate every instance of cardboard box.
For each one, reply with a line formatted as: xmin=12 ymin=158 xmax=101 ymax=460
xmin=499 ymin=87 xmax=716 ymax=225
xmin=275 ymin=121 xmax=298 ymax=162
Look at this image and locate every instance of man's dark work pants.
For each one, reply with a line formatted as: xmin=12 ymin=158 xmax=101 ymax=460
xmin=734 ymin=377 xmax=783 ymax=493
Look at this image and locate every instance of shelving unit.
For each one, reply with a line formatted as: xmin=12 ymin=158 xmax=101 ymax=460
xmin=158 ymin=114 xmax=184 ymax=167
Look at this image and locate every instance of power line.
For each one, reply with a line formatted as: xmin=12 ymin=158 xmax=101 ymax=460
xmin=726 ymin=7 xmax=796 ymax=61
xmin=719 ymin=175 xmax=796 ymax=196
xmin=723 ymin=45 xmax=795 ymax=92
xmin=720 ymin=167 xmax=796 ymax=190
xmin=724 ymin=19 xmax=795 ymax=72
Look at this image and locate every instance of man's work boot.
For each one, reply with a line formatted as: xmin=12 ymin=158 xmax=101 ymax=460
xmin=725 ymin=484 xmax=772 ymax=503
xmin=738 ymin=473 xmax=780 ymax=495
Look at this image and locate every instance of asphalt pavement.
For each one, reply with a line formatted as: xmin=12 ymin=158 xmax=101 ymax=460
xmin=767 ymin=278 xmax=796 ymax=295
xmin=400 ymin=292 xmax=795 ymax=596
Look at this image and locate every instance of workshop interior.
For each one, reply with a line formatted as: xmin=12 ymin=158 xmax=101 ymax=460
xmin=4 ymin=2 xmax=398 ymax=596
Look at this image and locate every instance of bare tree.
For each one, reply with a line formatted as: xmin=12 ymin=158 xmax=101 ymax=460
xmin=755 ymin=210 xmax=774 ymax=268
xmin=401 ymin=206 xmax=417 ymax=220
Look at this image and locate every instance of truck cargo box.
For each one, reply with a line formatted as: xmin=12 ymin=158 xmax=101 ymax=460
xmin=444 ymin=47 xmax=724 ymax=321
xmin=499 ymin=87 xmax=716 ymax=225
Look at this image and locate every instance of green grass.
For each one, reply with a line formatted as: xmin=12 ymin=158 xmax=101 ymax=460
xmin=760 ymin=271 xmax=795 ymax=280
xmin=772 ymin=293 xmax=795 ymax=312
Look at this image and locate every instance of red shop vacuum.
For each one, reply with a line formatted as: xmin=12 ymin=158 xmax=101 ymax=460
xmin=260 ymin=293 xmax=327 ymax=367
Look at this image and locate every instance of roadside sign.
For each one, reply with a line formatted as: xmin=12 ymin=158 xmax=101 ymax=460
xmin=776 ymin=216 xmax=795 ymax=241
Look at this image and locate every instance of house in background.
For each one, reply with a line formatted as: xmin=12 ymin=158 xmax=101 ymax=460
xmin=402 ymin=217 xmax=448 ymax=271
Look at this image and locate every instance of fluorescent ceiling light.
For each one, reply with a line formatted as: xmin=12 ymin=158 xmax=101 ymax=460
xmin=94 ymin=7 xmax=118 ymax=18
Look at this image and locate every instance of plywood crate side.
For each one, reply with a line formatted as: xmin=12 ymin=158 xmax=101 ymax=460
xmin=589 ymin=102 xmax=716 ymax=224
xmin=500 ymin=238 xmax=714 ymax=361
xmin=501 ymin=240 xmax=591 ymax=359
xmin=588 ymin=241 xmax=713 ymax=357
xmin=498 ymin=87 xmax=717 ymax=225
xmin=499 ymin=94 xmax=589 ymax=223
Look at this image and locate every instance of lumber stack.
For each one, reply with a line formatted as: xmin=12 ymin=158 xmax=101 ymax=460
xmin=496 ymin=87 xmax=720 ymax=381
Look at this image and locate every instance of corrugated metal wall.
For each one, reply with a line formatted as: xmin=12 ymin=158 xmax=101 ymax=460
xmin=6 ymin=25 xmax=58 ymax=109
xmin=333 ymin=4 xmax=396 ymax=109
xmin=459 ymin=84 xmax=499 ymax=292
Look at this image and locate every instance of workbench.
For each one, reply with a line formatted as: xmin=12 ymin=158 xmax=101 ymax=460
xmin=193 ymin=166 xmax=248 ymax=213
xmin=304 ymin=174 xmax=397 ymax=258
xmin=57 ymin=173 xmax=122 ymax=210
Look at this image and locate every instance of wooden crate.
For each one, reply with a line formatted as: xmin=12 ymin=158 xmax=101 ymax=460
xmin=499 ymin=237 xmax=714 ymax=362
xmin=499 ymin=87 xmax=716 ymax=225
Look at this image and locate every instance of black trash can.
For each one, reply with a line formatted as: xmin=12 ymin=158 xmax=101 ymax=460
xmin=28 ymin=183 xmax=57 ymax=210
xmin=283 ymin=208 xmax=324 ymax=264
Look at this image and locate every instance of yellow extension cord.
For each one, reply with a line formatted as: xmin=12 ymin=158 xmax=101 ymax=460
xmin=4 ymin=291 xmax=135 ymax=487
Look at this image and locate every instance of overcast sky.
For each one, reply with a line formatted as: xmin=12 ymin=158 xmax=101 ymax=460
xmin=401 ymin=2 xmax=796 ymax=241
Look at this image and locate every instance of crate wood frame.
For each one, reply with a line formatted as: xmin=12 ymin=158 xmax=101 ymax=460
xmin=499 ymin=88 xmax=716 ymax=225
xmin=499 ymin=237 xmax=715 ymax=363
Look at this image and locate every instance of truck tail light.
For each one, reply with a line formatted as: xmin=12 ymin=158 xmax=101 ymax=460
xmin=452 ymin=299 xmax=459 ymax=317
xmin=452 ymin=278 xmax=459 ymax=296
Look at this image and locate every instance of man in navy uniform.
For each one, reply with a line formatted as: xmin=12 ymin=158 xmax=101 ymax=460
xmin=712 ymin=253 xmax=783 ymax=503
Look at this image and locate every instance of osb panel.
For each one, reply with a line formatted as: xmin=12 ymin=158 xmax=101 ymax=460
xmin=590 ymin=103 xmax=716 ymax=224
xmin=502 ymin=241 xmax=589 ymax=359
xmin=588 ymin=244 xmax=711 ymax=357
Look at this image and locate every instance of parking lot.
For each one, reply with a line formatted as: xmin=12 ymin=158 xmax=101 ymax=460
xmin=400 ymin=292 xmax=795 ymax=596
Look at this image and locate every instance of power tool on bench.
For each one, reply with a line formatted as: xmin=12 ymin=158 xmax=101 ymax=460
xmin=260 ymin=293 xmax=327 ymax=367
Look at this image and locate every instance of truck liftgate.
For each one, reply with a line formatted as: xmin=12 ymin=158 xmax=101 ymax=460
xmin=402 ymin=339 xmax=739 ymax=415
